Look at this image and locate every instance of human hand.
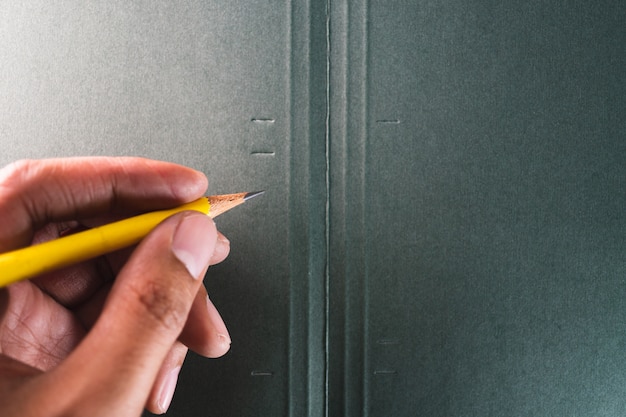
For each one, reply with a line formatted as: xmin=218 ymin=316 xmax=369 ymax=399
xmin=0 ymin=157 xmax=231 ymax=416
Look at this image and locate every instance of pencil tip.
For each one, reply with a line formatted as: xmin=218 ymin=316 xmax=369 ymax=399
xmin=244 ymin=190 xmax=265 ymax=201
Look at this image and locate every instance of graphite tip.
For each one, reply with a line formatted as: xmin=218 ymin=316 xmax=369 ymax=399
xmin=244 ymin=190 xmax=265 ymax=201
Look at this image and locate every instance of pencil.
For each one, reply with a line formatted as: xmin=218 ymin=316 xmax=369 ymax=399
xmin=0 ymin=191 xmax=264 ymax=288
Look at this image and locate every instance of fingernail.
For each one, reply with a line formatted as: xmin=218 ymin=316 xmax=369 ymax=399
xmin=210 ymin=233 xmax=230 ymax=263
xmin=213 ymin=233 xmax=230 ymax=257
xmin=172 ymin=213 xmax=216 ymax=279
xmin=217 ymin=233 xmax=230 ymax=248
xmin=158 ymin=366 xmax=181 ymax=413
xmin=218 ymin=333 xmax=232 ymax=347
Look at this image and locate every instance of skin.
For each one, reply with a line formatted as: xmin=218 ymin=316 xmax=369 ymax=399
xmin=0 ymin=157 xmax=232 ymax=416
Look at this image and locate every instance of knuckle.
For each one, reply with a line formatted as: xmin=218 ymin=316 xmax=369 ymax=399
xmin=0 ymin=159 xmax=37 ymax=189
xmin=126 ymin=279 xmax=189 ymax=332
xmin=0 ymin=159 xmax=54 ymax=226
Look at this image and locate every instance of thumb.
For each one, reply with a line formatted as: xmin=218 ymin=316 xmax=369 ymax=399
xmin=44 ymin=212 xmax=217 ymax=416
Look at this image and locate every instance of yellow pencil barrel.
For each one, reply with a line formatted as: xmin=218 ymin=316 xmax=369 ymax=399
xmin=0 ymin=197 xmax=210 ymax=288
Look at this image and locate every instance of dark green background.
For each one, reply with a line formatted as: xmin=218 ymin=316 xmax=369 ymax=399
xmin=0 ymin=1 xmax=624 ymax=416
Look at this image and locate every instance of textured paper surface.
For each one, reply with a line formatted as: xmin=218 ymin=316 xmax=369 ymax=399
xmin=1 ymin=1 xmax=625 ymax=416
xmin=329 ymin=1 xmax=626 ymax=416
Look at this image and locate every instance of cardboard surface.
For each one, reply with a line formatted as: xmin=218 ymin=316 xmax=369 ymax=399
xmin=1 ymin=1 xmax=625 ymax=416
xmin=329 ymin=1 xmax=626 ymax=416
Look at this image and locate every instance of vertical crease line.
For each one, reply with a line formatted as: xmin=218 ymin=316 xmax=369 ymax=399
xmin=361 ymin=1 xmax=370 ymax=416
xmin=286 ymin=0 xmax=293 ymax=416
xmin=324 ymin=0 xmax=331 ymax=416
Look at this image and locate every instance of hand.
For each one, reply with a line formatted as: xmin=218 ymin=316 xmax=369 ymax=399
xmin=0 ymin=157 xmax=231 ymax=416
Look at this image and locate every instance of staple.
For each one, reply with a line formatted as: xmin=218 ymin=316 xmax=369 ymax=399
xmin=251 ymin=151 xmax=276 ymax=156
xmin=376 ymin=338 xmax=400 ymax=345
xmin=251 ymin=118 xmax=276 ymax=124
xmin=373 ymin=370 xmax=398 ymax=375
xmin=251 ymin=370 xmax=274 ymax=377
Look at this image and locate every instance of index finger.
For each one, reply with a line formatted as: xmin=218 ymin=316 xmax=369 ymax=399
xmin=0 ymin=157 xmax=208 ymax=252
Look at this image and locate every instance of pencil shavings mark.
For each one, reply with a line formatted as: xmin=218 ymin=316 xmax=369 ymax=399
xmin=250 ymin=151 xmax=276 ymax=156
xmin=376 ymin=119 xmax=401 ymax=125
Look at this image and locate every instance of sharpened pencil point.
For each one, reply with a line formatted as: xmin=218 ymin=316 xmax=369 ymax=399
xmin=244 ymin=191 xmax=265 ymax=201
xmin=206 ymin=191 xmax=263 ymax=218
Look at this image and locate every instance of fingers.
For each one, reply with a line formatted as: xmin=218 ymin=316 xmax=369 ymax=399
xmin=145 ymin=342 xmax=188 ymax=414
xmin=0 ymin=157 xmax=208 ymax=251
xmin=211 ymin=233 xmax=231 ymax=265
xmin=33 ymin=230 xmax=228 ymax=309
xmin=0 ymin=281 xmax=86 ymax=371
xmin=0 ymin=354 xmax=41 ymax=398
xmin=0 ymin=158 xmax=234 ymax=416
xmin=29 ymin=222 xmax=115 ymax=308
xmin=38 ymin=211 xmax=222 ymax=416
xmin=179 ymin=286 xmax=231 ymax=358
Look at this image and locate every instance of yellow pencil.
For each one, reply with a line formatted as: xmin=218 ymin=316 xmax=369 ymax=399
xmin=0 ymin=191 xmax=264 ymax=288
